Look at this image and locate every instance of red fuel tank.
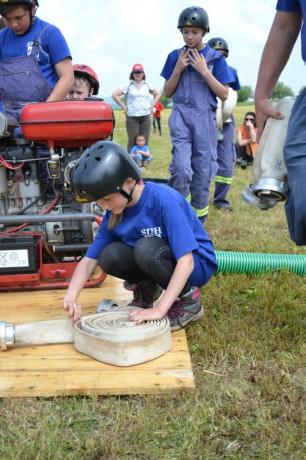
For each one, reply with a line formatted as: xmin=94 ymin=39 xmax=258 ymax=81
xmin=20 ymin=100 xmax=115 ymax=148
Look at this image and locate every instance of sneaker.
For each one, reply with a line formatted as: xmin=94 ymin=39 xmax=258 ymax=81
xmin=166 ymin=287 xmax=204 ymax=332
xmin=213 ymin=204 xmax=233 ymax=212
xmin=124 ymin=280 xmax=163 ymax=309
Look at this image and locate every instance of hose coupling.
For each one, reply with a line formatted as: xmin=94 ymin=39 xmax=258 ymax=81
xmin=0 ymin=321 xmax=15 ymax=351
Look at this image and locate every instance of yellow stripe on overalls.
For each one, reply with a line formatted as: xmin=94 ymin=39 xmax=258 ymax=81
xmin=191 ymin=205 xmax=209 ymax=218
xmin=186 ymin=195 xmax=208 ymax=218
xmin=215 ymin=175 xmax=233 ymax=185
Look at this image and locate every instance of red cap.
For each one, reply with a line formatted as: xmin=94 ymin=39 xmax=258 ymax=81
xmin=132 ymin=63 xmax=144 ymax=72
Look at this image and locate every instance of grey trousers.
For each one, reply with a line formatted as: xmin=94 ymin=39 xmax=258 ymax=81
xmin=126 ymin=114 xmax=151 ymax=152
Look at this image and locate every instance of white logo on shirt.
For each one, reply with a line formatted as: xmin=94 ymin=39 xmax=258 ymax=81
xmin=27 ymin=41 xmax=33 ymax=55
xmin=141 ymin=227 xmax=162 ymax=238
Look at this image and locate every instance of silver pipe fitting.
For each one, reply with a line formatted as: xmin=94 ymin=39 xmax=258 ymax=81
xmin=0 ymin=321 xmax=15 ymax=351
xmin=242 ymin=97 xmax=295 ymax=210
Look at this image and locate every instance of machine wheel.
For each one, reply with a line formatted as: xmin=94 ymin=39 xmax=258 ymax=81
xmin=96 ymin=298 xmax=119 ymax=313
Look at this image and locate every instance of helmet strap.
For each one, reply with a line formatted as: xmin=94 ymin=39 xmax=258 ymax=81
xmin=119 ymin=179 xmax=137 ymax=203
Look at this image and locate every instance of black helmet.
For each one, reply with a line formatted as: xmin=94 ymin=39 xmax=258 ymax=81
xmin=0 ymin=0 xmax=38 ymax=5
xmin=177 ymin=6 xmax=209 ymax=32
xmin=0 ymin=1 xmax=38 ymax=17
xmin=207 ymin=37 xmax=229 ymax=57
xmin=71 ymin=141 xmax=141 ymax=203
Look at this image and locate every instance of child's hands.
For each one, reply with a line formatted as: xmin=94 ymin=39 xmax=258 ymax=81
xmin=188 ymin=48 xmax=208 ymax=75
xmin=176 ymin=47 xmax=191 ymax=72
xmin=129 ymin=305 xmax=165 ymax=324
xmin=136 ymin=149 xmax=150 ymax=157
xmin=62 ymin=296 xmax=81 ymax=322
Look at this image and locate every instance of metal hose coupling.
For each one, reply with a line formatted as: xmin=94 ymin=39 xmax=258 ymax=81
xmin=0 ymin=321 xmax=15 ymax=351
xmin=242 ymin=97 xmax=295 ymax=210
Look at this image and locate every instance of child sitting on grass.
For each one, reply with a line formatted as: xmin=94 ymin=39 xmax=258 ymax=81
xmin=129 ymin=134 xmax=153 ymax=171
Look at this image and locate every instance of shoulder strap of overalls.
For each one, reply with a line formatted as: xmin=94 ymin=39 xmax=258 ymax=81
xmin=31 ymin=24 xmax=52 ymax=51
xmin=205 ymin=47 xmax=223 ymax=64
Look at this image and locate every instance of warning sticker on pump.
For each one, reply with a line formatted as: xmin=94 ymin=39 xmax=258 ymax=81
xmin=0 ymin=250 xmax=29 ymax=268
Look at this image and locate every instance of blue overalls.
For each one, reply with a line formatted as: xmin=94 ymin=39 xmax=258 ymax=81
xmin=168 ymin=49 xmax=219 ymax=222
xmin=213 ymin=114 xmax=236 ymax=207
xmin=0 ymin=26 xmax=53 ymax=131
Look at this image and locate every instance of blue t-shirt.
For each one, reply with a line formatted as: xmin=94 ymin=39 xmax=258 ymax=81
xmin=0 ymin=16 xmax=72 ymax=88
xmin=161 ymin=45 xmax=235 ymax=102
xmin=276 ymin=0 xmax=306 ymax=61
xmin=130 ymin=144 xmax=150 ymax=155
xmin=229 ymin=66 xmax=241 ymax=91
xmin=86 ymin=182 xmax=218 ymax=283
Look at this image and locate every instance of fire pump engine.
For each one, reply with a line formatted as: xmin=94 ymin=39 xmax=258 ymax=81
xmin=0 ymin=99 xmax=115 ymax=290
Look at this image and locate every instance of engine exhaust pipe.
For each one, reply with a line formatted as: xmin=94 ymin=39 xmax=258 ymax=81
xmin=242 ymin=97 xmax=295 ymax=209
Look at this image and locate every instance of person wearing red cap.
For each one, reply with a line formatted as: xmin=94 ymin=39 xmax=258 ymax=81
xmin=112 ymin=63 xmax=161 ymax=152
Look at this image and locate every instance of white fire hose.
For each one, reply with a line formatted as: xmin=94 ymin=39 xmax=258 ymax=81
xmin=217 ymin=88 xmax=238 ymax=140
xmin=242 ymin=97 xmax=295 ymax=209
xmin=0 ymin=307 xmax=172 ymax=367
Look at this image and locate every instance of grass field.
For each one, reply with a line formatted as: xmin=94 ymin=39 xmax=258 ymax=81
xmin=0 ymin=106 xmax=304 ymax=460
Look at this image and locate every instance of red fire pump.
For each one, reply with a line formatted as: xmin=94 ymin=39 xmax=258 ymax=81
xmin=0 ymin=100 xmax=115 ymax=290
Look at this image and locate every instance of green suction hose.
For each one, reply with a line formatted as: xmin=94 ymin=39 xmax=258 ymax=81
xmin=215 ymin=251 xmax=306 ymax=276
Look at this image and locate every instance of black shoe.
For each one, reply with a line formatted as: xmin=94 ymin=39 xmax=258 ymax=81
xmin=124 ymin=280 xmax=163 ymax=308
xmin=214 ymin=204 xmax=233 ymax=212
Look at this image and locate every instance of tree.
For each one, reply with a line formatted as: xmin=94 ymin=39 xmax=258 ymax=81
xmin=272 ymin=81 xmax=294 ymax=99
xmin=159 ymin=90 xmax=172 ymax=107
xmin=237 ymin=85 xmax=253 ymax=103
xmin=298 ymin=85 xmax=306 ymax=95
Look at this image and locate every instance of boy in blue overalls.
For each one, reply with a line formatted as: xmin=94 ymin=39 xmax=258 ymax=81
xmin=0 ymin=0 xmax=74 ymax=123
xmin=161 ymin=6 xmax=235 ymax=223
xmin=207 ymin=37 xmax=241 ymax=212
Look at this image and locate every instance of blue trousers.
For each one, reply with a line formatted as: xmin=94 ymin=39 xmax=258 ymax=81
xmin=213 ymin=119 xmax=236 ymax=206
xmin=283 ymin=91 xmax=306 ymax=245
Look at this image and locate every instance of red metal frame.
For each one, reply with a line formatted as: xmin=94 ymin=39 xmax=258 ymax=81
xmin=0 ymin=231 xmax=107 ymax=291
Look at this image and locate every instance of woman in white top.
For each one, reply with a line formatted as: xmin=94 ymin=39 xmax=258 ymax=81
xmin=112 ymin=63 xmax=160 ymax=152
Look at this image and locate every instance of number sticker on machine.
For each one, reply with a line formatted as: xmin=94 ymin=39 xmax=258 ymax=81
xmin=0 ymin=250 xmax=29 ymax=268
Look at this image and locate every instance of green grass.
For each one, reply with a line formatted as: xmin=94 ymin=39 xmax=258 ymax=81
xmin=0 ymin=105 xmax=304 ymax=459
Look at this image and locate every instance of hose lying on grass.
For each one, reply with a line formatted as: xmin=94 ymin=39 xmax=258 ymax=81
xmin=215 ymin=251 xmax=305 ymax=276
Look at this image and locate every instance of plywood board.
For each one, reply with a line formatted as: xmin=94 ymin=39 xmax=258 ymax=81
xmin=0 ymin=276 xmax=195 ymax=397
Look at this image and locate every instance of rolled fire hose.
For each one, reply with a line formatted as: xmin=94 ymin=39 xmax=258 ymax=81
xmin=242 ymin=97 xmax=295 ymax=209
xmin=0 ymin=309 xmax=172 ymax=367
